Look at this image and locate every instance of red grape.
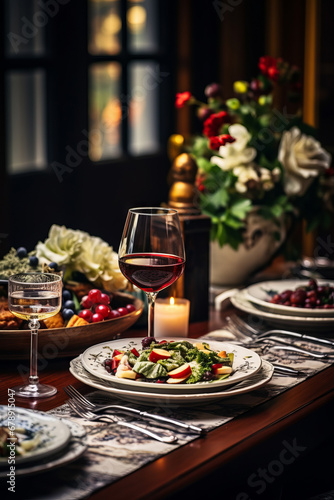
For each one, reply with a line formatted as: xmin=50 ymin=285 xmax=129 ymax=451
xmin=117 ymin=307 xmax=128 ymax=316
xmin=126 ymin=304 xmax=136 ymax=313
xmin=88 ymin=289 xmax=102 ymax=304
xmin=100 ymin=293 xmax=110 ymax=305
xmin=79 ymin=309 xmax=93 ymax=323
xmin=92 ymin=313 xmax=104 ymax=323
xmin=81 ymin=295 xmax=93 ymax=309
xmin=95 ymin=304 xmax=110 ymax=319
xmin=108 ymin=310 xmax=121 ymax=319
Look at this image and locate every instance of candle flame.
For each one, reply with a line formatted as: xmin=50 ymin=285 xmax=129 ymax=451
xmin=169 ymin=297 xmax=175 ymax=305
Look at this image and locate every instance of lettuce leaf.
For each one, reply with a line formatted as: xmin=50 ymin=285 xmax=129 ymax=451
xmin=132 ymin=361 xmax=168 ymax=379
xmin=157 ymin=358 xmax=182 ymax=372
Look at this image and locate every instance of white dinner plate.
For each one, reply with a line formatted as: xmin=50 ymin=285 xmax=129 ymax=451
xmin=81 ymin=338 xmax=262 ymax=393
xmin=0 ymin=419 xmax=87 ymax=477
xmin=231 ymin=289 xmax=334 ymax=331
xmin=70 ymin=355 xmax=274 ymax=405
xmin=0 ymin=406 xmax=71 ymax=466
xmin=245 ymin=280 xmax=334 ymax=317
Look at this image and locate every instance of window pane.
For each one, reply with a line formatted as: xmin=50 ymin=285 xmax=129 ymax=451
xmin=128 ymin=61 xmax=159 ymax=155
xmin=89 ymin=63 xmax=122 ymax=161
xmin=6 ymin=70 xmax=47 ymax=174
xmin=5 ymin=0 xmax=45 ymax=56
xmin=88 ymin=0 xmax=121 ymax=55
xmin=127 ymin=0 xmax=158 ymax=53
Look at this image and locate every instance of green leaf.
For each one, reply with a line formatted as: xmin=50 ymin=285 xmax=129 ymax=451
xmin=229 ymin=198 xmax=252 ymax=219
xmin=196 ymin=157 xmax=212 ymax=172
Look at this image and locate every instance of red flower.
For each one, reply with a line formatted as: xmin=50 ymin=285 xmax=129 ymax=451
xmin=258 ymin=56 xmax=280 ymax=82
xmin=267 ymin=66 xmax=279 ymax=82
xmin=209 ymin=134 xmax=235 ymax=151
xmin=175 ymin=91 xmax=192 ymax=108
xmin=259 ymin=56 xmax=275 ymax=73
xmin=203 ymin=111 xmax=230 ymax=137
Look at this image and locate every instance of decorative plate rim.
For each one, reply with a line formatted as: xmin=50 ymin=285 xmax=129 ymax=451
xmin=69 ymin=356 xmax=274 ymax=404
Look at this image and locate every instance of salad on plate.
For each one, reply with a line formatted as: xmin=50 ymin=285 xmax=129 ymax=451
xmin=103 ymin=338 xmax=234 ymax=385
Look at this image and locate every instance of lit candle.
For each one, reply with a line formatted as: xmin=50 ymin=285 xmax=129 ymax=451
xmin=154 ymin=297 xmax=190 ymax=338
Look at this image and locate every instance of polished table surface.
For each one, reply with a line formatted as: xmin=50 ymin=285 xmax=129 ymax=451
xmin=1 ymin=305 xmax=334 ymax=499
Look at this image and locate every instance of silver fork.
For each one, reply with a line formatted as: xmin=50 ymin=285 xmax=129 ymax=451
xmin=227 ymin=314 xmax=334 ymax=347
xmin=64 ymin=386 xmax=204 ymax=435
xmin=67 ymin=399 xmax=178 ymax=443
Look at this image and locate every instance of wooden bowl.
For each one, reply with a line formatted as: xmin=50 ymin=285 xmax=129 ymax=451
xmin=0 ymin=293 xmax=144 ymax=360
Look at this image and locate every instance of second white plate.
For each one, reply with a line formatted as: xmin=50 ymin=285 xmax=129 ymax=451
xmin=246 ymin=279 xmax=334 ymax=317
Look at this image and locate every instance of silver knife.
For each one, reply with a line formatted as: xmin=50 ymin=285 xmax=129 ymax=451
xmin=102 ymin=405 xmax=205 ymax=434
xmin=272 ymin=363 xmax=306 ymax=376
xmin=257 ymin=329 xmax=334 ymax=347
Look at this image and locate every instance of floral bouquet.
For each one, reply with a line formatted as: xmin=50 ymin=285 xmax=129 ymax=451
xmin=175 ymin=56 xmax=333 ymax=250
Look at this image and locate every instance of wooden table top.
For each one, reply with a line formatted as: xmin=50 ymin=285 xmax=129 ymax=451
xmin=1 ymin=306 xmax=334 ymax=499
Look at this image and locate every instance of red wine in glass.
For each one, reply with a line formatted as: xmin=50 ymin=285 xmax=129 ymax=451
xmin=118 ymin=207 xmax=186 ymax=337
xmin=119 ymin=253 xmax=185 ymax=293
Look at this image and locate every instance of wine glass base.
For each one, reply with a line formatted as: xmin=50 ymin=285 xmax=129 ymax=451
xmin=11 ymin=383 xmax=57 ymax=399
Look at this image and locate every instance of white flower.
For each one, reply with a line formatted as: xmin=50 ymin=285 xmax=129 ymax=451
xmin=35 ymin=225 xmax=127 ymax=291
xmin=233 ymin=165 xmax=259 ymax=193
xmin=211 ymin=124 xmax=257 ymax=171
xmin=278 ymin=127 xmax=332 ymax=196
xmin=35 ymin=225 xmax=85 ymax=267
xmin=75 ymin=236 xmax=127 ymax=291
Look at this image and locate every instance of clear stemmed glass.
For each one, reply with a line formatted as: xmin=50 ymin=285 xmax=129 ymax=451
xmin=8 ymin=273 xmax=62 ymax=398
xmin=118 ymin=207 xmax=186 ymax=338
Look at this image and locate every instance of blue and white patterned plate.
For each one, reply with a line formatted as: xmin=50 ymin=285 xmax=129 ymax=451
xmin=0 ymin=406 xmax=71 ymax=465
xmin=81 ymin=338 xmax=262 ymax=393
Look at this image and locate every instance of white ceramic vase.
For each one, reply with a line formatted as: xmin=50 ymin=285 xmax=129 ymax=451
xmin=210 ymin=210 xmax=287 ymax=286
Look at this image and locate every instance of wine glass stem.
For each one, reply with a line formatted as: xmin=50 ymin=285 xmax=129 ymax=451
xmin=29 ymin=319 xmax=40 ymax=386
xmin=146 ymin=292 xmax=158 ymax=337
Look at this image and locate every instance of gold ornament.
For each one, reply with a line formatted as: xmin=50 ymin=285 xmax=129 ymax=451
xmin=168 ymin=153 xmax=200 ymax=214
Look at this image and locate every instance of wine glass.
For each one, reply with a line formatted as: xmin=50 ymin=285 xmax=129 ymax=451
xmin=118 ymin=207 xmax=185 ymax=338
xmin=8 ymin=272 xmax=62 ymax=398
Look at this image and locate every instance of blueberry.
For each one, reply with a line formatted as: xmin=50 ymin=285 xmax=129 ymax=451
xmin=48 ymin=262 xmax=59 ymax=271
xmin=29 ymin=256 xmax=39 ymax=267
xmin=62 ymin=290 xmax=72 ymax=301
xmin=16 ymin=247 xmax=27 ymax=259
xmin=63 ymin=300 xmax=75 ymax=310
xmin=62 ymin=308 xmax=74 ymax=321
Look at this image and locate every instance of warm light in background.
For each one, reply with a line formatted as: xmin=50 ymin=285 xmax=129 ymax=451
xmin=127 ymin=6 xmax=147 ymax=34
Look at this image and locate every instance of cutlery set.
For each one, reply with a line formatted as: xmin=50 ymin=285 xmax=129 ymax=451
xmin=224 ymin=314 xmax=334 ymax=359
xmin=64 ymin=385 xmax=205 ymax=443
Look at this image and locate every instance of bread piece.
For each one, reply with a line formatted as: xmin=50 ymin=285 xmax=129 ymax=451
xmin=66 ymin=314 xmax=89 ymax=328
xmin=43 ymin=312 xmax=65 ymax=329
